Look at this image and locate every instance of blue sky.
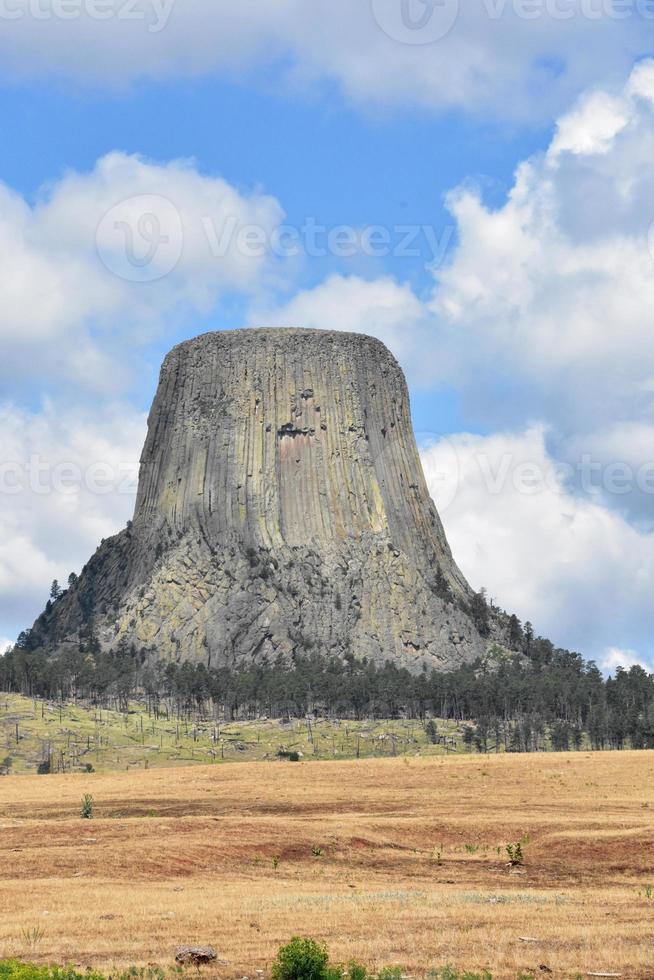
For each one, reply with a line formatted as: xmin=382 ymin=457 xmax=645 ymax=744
xmin=0 ymin=1 xmax=653 ymax=672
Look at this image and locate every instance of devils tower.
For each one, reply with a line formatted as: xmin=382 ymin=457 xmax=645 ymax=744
xmin=31 ymin=329 xmax=506 ymax=672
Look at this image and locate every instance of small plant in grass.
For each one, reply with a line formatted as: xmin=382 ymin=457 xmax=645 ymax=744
xmin=272 ymin=937 xmax=329 ymax=980
xmin=312 ymin=844 xmax=323 ymax=857
xmin=80 ymin=794 xmax=94 ymax=819
xmin=464 ymin=843 xmax=479 ymax=854
xmin=20 ymin=927 xmax=46 ymax=952
xmin=506 ymin=841 xmax=524 ymax=866
xmin=272 ymin=854 xmax=280 ymax=870
xmin=641 ymin=884 xmax=653 ymax=899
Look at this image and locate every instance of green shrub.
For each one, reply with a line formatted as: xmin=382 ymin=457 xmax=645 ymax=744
xmin=80 ymin=794 xmax=94 ymax=819
xmin=347 ymin=961 xmax=367 ymax=980
xmin=272 ymin=938 xmax=330 ymax=980
xmin=323 ymin=969 xmax=344 ymax=980
xmin=37 ymin=759 xmax=51 ymax=775
xmin=378 ymin=967 xmax=403 ymax=980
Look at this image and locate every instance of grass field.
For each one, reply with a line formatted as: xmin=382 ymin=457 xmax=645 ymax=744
xmin=1 ymin=751 xmax=653 ymax=979
xmin=0 ymin=695 xmax=466 ymax=774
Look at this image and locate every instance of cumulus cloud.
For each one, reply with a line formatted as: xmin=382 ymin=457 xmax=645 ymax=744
xmin=0 ymin=0 xmax=648 ymax=120
xmin=0 ymin=151 xmax=284 ymax=393
xmin=434 ymin=60 xmax=654 ymax=418
xmin=0 ymin=400 xmax=146 ymax=635
xmin=420 ymin=427 xmax=654 ymax=667
xmin=428 ymin=59 xmax=654 ymax=525
xmin=601 ymin=647 xmax=653 ymax=673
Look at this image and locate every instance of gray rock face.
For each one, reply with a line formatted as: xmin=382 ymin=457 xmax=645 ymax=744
xmin=36 ymin=328 xmax=505 ymax=672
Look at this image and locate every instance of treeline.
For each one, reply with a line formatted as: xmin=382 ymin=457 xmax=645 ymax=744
xmin=1 ymin=629 xmax=653 ymax=751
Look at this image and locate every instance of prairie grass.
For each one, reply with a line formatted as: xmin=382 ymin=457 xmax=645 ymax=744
xmin=1 ymin=752 xmax=653 ymax=978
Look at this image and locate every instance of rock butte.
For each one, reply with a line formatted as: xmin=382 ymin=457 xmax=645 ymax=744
xmin=33 ymin=329 xmax=511 ymax=671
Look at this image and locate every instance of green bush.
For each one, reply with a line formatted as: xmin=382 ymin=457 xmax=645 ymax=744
xmin=272 ymin=938 xmax=330 ymax=980
xmin=323 ymin=970 xmax=344 ymax=980
xmin=347 ymin=961 xmax=367 ymax=980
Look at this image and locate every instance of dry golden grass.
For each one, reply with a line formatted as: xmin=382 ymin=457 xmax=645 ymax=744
xmin=1 ymin=752 xmax=654 ymax=979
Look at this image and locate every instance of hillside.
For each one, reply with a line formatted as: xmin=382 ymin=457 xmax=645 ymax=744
xmin=0 ymin=694 xmax=467 ymax=774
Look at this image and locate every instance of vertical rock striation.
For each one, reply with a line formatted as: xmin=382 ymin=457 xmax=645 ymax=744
xmin=33 ymin=329 xmax=505 ymax=671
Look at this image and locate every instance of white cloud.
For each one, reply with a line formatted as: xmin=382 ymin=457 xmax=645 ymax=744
xmin=433 ymin=60 xmax=654 ymax=428
xmin=0 ymin=400 xmax=145 ymax=634
xmin=0 ymin=151 xmax=284 ymax=393
xmin=420 ymin=427 xmax=654 ymax=665
xmin=0 ymin=637 xmax=13 ymax=654
xmin=422 ymin=61 xmax=654 ymax=530
xmin=549 ymin=91 xmax=629 ymax=156
xmin=601 ymin=647 xmax=653 ymax=673
xmin=0 ymin=1 xmax=648 ymax=120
